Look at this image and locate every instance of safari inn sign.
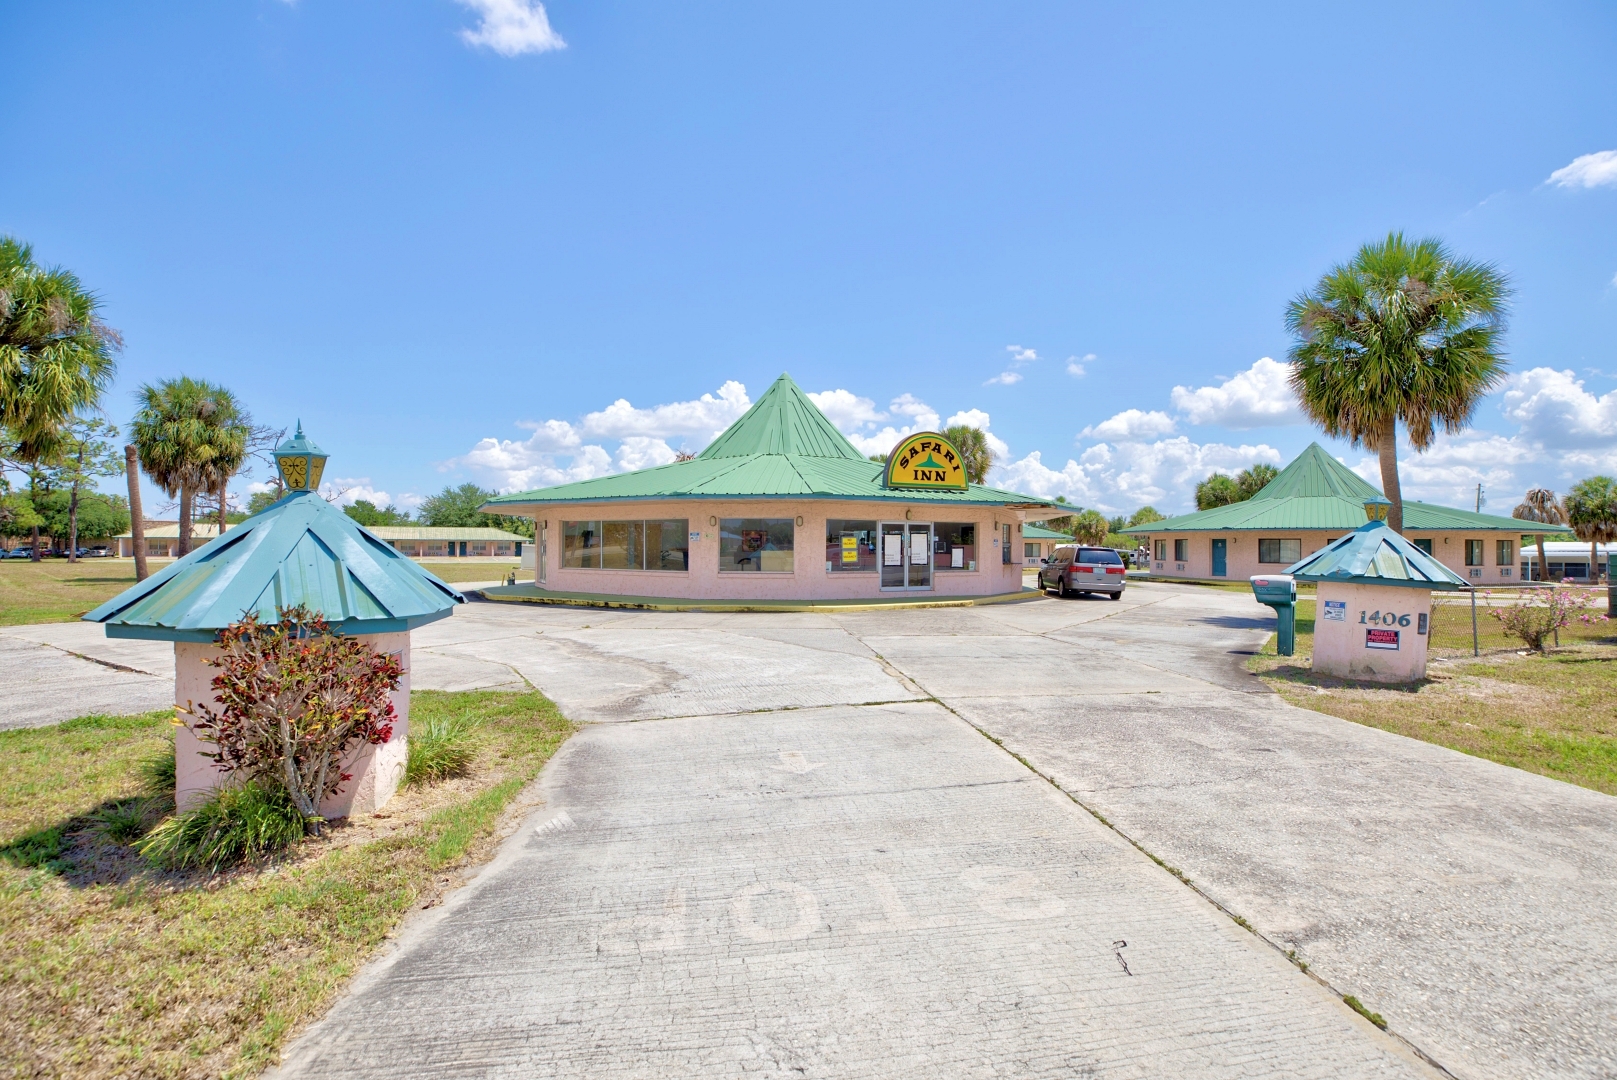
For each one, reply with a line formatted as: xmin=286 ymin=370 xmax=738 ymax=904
xmin=883 ymin=432 xmax=969 ymax=492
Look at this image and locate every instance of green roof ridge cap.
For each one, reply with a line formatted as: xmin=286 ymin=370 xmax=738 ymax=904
xmin=698 ymin=373 xmax=867 ymax=461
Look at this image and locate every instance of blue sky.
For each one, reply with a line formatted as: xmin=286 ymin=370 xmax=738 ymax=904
xmin=4 ymin=1 xmax=1616 ymax=516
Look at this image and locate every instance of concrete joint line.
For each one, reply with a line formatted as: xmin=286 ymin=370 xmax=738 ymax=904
xmin=868 ymin=634 xmax=1458 ymax=1078
xmin=49 ymin=644 xmax=158 ymax=677
xmin=951 ymin=707 xmax=1461 ymax=1080
xmin=585 ymin=698 xmax=925 ymax=726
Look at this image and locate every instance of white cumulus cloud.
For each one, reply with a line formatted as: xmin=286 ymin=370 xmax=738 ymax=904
xmin=1067 ymin=354 xmax=1093 ymax=378
xmin=984 ymin=371 xmax=1023 ymax=386
xmin=806 ymin=389 xmax=885 ymax=433
xmin=1546 ymin=150 xmax=1617 ymax=189
xmin=457 ymin=0 xmax=566 ymax=56
xmin=579 ymin=380 xmax=751 ymax=441
xmin=1500 ymin=367 xmax=1617 ymax=447
xmin=1170 ymin=357 xmax=1302 ymax=429
xmin=1080 ymin=409 xmax=1177 ymax=441
xmin=994 ymin=437 xmax=1281 ymax=513
xmin=1005 ymin=345 xmax=1038 ymax=366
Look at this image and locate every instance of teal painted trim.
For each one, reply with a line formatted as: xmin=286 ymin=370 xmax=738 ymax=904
xmin=103 ymin=609 xmax=452 ymax=642
xmin=483 ymin=491 xmax=1047 ymax=509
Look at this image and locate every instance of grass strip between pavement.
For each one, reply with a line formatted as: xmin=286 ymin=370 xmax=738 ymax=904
xmin=0 ymin=688 xmax=572 ymax=1079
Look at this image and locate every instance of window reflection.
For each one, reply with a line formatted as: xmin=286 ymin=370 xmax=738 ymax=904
xmin=720 ymin=518 xmax=794 ymax=572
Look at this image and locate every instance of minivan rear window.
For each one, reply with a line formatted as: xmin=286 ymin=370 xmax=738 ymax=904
xmin=1076 ymin=548 xmax=1123 ymax=565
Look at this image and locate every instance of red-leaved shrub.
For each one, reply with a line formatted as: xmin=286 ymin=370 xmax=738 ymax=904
xmin=184 ymin=606 xmax=403 ymax=831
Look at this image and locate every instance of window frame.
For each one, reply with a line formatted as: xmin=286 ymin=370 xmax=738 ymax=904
xmin=825 ymin=519 xmax=878 ymax=573
xmin=1465 ymin=539 xmax=1484 ymax=567
xmin=720 ymin=517 xmax=795 ymax=573
xmin=1495 ymin=538 xmax=1513 ymax=566
xmin=1154 ymin=539 xmax=1167 ymax=562
xmin=562 ymin=519 xmax=689 ymax=571
xmin=1173 ymin=539 xmax=1188 ymax=562
xmin=1258 ymin=538 xmax=1302 ymax=565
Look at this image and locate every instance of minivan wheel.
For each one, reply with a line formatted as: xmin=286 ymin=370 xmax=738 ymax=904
xmin=1109 ymin=591 xmax=1122 ymax=601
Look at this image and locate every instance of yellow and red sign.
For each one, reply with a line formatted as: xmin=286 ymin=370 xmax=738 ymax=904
xmin=883 ymin=432 xmax=968 ymax=491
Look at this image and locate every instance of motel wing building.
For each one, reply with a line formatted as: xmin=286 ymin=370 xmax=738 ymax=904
xmin=1123 ymin=444 xmax=1567 ymax=586
xmin=481 ymin=374 xmax=1052 ymax=601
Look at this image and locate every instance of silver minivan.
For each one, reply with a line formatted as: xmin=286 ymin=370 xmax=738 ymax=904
xmin=1038 ymin=545 xmax=1126 ymax=599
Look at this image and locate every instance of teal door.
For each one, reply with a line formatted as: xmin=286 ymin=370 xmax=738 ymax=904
xmin=1211 ymin=538 xmax=1227 ymax=577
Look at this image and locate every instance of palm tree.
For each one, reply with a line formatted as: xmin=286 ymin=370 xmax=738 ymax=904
xmin=943 ymin=425 xmax=994 ymax=485
xmin=130 ymin=378 xmax=250 ymax=557
xmin=1513 ymin=488 xmax=1566 ymax=583
xmin=1286 ymin=232 xmax=1510 ymax=533
xmin=1565 ymin=476 xmax=1617 ymax=585
xmin=0 ymin=238 xmax=121 ymax=559
xmin=1236 ymin=464 xmax=1278 ymax=500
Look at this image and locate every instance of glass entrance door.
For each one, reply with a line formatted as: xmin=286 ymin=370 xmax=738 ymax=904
xmin=880 ymin=522 xmax=933 ymax=590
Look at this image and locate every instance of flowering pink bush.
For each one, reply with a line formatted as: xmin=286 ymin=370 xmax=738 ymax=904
xmin=184 ymin=606 xmax=403 ymax=831
xmin=1489 ymin=587 xmax=1608 ymax=652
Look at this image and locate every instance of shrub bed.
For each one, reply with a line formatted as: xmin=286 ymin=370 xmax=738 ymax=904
xmin=0 ymin=689 xmax=572 ymax=1079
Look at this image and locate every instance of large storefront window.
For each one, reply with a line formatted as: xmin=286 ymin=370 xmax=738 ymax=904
xmin=564 ymin=520 xmax=689 ymax=570
xmin=826 ymin=520 xmax=877 ymax=571
xmin=934 ymin=522 xmax=976 ymax=571
xmin=721 ymin=518 xmax=794 ymax=572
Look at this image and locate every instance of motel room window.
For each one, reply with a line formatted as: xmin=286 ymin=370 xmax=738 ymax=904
xmin=1024 ymin=542 xmax=1041 ymax=559
xmin=1465 ymin=539 xmax=1484 ymax=566
xmin=564 ymin=520 xmax=689 ymax=570
xmin=720 ymin=518 xmax=794 ymax=572
xmin=1154 ymin=539 xmax=1167 ymax=562
xmin=1412 ymin=538 xmax=1433 ymax=555
xmin=1258 ymin=539 xmax=1301 ymax=564
xmin=1173 ymin=539 xmax=1188 ymax=562
xmin=1001 ymin=524 xmax=1012 ymax=564
xmin=935 ymin=522 xmax=976 ymax=571
xmin=826 ymin=520 xmax=878 ymax=572
xmin=1496 ymin=539 xmax=1513 ymax=566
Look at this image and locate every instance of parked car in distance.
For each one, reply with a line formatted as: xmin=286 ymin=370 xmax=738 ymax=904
xmin=1038 ymin=545 xmax=1126 ymax=599
xmin=3 ymin=547 xmax=36 ymax=559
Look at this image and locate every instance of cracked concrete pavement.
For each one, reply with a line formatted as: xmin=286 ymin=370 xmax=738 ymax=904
xmin=10 ymin=583 xmax=1613 ymax=1077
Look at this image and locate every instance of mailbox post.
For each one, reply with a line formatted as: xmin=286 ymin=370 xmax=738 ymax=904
xmin=1250 ymin=574 xmax=1297 ymax=656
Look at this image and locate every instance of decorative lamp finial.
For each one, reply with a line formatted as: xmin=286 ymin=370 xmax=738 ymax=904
xmin=1364 ymin=495 xmax=1392 ymax=523
xmin=273 ymin=423 xmax=329 ymax=493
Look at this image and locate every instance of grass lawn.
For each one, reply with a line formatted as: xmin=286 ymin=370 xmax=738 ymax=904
xmin=0 ymin=559 xmax=520 ymax=626
xmin=0 ymin=690 xmax=573 ymax=1079
xmin=1251 ymin=596 xmax=1617 ymax=794
xmin=0 ymin=560 xmax=139 ymax=626
xmin=416 ymin=561 xmax=519 ymax=583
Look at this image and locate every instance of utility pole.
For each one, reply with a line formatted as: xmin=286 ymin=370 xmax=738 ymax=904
xmin=1475 ymin=483 xmax=1483 ymax=513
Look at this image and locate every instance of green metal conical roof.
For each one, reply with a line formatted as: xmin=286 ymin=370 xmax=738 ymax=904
xmin=1121 ymin=442 xmax=1568 ymax=536
xmin=1286 ymin=520 xmax=1467 ymax=591
xmin=1248 ymin=443 xmax=1381 ymax=502
xmin=699 ymin=375 xmax=867 ymax=460
xmin=85 ymin=488 xmax=463 ymax=642
xmin=482 ymin=373 xmax=1051 ymax=510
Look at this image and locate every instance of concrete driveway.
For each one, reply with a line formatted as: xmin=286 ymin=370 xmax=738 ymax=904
xmin=11 ymin=585 xmax=1614 ymax=1077
xmin=269 ymin=585 xmax=1615 ymax=1080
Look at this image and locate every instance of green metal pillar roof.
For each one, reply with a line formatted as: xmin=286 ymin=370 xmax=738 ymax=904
xmin=86 ymin=438 xmax=463 ymax=641
xmin=1285 ymin=520 xmax=1468 ymax=591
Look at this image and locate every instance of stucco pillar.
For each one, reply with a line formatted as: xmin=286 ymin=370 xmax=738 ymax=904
xmin=172 ymin=632 xmax=412 ymax=817
xmin=1312 ymin=582 xmax=1434 ymax=683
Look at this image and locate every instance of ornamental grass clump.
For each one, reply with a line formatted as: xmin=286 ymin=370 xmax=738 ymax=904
xmin=1490 ymin=586 xmax=1607 ymax=652
xmin=135 ymin=780 xmax=310 ymax=870
xmin=406 ymin=713 xmax=479 ymax=787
